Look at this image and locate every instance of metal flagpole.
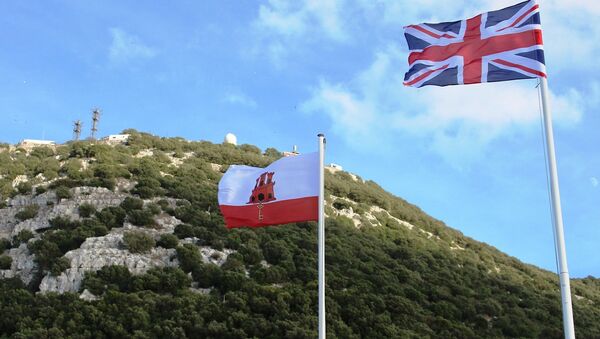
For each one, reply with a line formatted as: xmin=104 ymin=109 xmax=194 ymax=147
xmin=539 ymin=77 xmax=576 ymax=339
xmin=317 ymin=133 xmax=326 ymax=339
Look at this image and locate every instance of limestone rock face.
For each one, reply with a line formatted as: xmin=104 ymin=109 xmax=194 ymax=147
xmin=1 ymin=187 xmax=127 ymax=239
xmin=0 ymin=243 xmax=36 ymax=285
xmin=1 ymin=184 xmax=236 ymax=295
xmin=39 ymin=231 xmax=178 ymax=293
xmin=37 ymin=219 xmax=233 ymax=294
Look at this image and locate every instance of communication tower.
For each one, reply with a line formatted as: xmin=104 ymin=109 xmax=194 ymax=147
xmin=90 ymin=108 xmax=100 ymax=140
xmin=73 ymin=120 xmax=82 ymax=141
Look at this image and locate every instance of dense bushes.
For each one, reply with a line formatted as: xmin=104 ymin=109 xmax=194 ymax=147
xmin=15 ymin=205 xmax=39 ymax=221
xmin=1 ymin=130 xmax=600 ymax=338
xmin=12 ymin=230 xmax=34 ymax=245
xmin=123 ymin=231 xmax=155 ymax=254
xmin=27 ymin=208 xmax=125 ymax=275
xmin=78 ymin=203 xmax=96 ymax=218
xmin=0 ymin=256 xmax=12 ymax=269
xmin=157 ymin=234 xmax=179 ymax=249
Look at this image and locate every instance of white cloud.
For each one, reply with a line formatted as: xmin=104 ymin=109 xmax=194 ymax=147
xmin=223 ymin=93 xmax=257 ymax=108
xmin=252 ymin=0 xmax=347 ymax=64
xmin=591 ymin=177 xmax=599 ymax=187
xmin=256 ymin=0 xmax=347 ymax=41
xmin=302 ymin=46 xmax=584 ymax=163
xmin=253 ymin=0 xmax=600 ymax=73
xmin=109 ymin=28 xmax=157 ymax=62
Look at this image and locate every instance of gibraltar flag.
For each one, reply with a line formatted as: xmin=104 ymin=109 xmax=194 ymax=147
xmin=218 ymin=152 xmax=319 ymax=228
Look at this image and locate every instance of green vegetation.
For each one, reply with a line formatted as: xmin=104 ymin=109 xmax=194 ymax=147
xmin=157 ymin=234 xmax=179 ymax=249
xmin=0 ymin=129 xmax=598 ymax=338
xmin=123 ymin=231 xmax=155 ymax=254
xmin=0 ymin=256 xmax=12 ymax=269
xmin=55 ymin=186 xmax=72 ymax=201
xmin=12 ymin=230 xmax=34 ymax=246
xmin=0 ymin=239 xmax=11 ymax=252
xmin=15 ymin=205 xmax=39 ymax=221
xmin=16 ymin=182 xmax=32 ymax=195
xmin=78 ymin=203 xmax=96 ymax=218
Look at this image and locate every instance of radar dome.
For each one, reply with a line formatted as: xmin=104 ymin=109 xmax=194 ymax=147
xmin=224 ymin=133 xmax=237 ymax=145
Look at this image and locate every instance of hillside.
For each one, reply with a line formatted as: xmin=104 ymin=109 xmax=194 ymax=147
xmin=0 ymin=130 xmax=599 ymax=338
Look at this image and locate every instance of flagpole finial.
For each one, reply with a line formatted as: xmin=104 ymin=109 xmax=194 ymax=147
xmin=318 ymin=133 xmax=325 ymax=137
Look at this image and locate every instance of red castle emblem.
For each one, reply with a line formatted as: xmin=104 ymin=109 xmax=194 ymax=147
xmin=248 ymin=172 xmax=276 ymax=221
xmin=248 ymin=172 xmax=276 ymax=204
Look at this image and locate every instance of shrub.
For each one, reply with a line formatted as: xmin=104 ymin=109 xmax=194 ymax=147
xmin=16 ymin=181 xmax=32 ymax=195
xmin=35 ymin=186 xmax=47 ymax=195
xmin=176 ymin=244 xmax=202 ymax=272
xmin=174 ymin=224 xmax=195 ymax=239
xmin=192 ymin=263 xmax=222 ymax=288
xmin=55 ymin=186 xmax=72 ymax=201
xmin=78 ymin=203 xmax=96 ymax=218
xmin=157 ymin=199 xmax=170 ymax=210
xmin=333 ymin=200 xmax=352 ymax=210
xmin=50 ymin=257 xmax=70 ymax=276
xmin=0 ymin=255 xmax=12 ymax=269
xmin=0 ymin=238 xmax=11 ymax=252
xmin=132 ymin=267 xmax=191 ymax=294
xmin=157 ymin=234 xmax=179 ymax=249
xmin=123 ymin=231 xmax=155 ymax=254
xmin=120 ymin=197 xmax=144 ymax=211
xmin=13 ymin=229 xmax=34 ymax=245
xmin=15 ymin=205 xmax=39 ymax=221
xmin=128 ymin=209 xmax=156 ymax=227
xmin=95 ymin=206 xmax=126 ymax=229
xmin=146 ymin=202 xmax=161 ymax=215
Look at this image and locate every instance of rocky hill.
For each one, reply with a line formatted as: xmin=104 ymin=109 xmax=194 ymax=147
xmin=0 ymin=130 xmax=599 ymax=338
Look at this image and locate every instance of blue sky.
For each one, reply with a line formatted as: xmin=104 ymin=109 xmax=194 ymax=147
xmin=1 ymin=0 xmax=599 ymax=277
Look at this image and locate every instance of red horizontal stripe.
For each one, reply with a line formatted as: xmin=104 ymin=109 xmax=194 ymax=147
xmin=492 ymin=58 xmax=546 ymax=78
xmin=220 ymin=196 xmax=318 ymax=229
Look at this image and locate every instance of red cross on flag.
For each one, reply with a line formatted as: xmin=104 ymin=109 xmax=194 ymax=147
xmin=218 ymin=152 xmax=319 ymax=228
xmin=404 ymin=0 xmax=545 ymax=87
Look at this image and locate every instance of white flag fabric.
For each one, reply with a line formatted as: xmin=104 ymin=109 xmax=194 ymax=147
xmin=218 ymin=152 xmax=319 ymax=228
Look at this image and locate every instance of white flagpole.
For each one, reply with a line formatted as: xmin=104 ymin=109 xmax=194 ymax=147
xmin=539 ymin=77 xmax=576 ymax=339
xmin=317 ymin=133 xmax=326 ymax=339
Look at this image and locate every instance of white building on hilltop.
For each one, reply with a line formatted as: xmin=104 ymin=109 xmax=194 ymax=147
xmin=17 ymin=139 xmax=56 ymax=149
xmin=224 ymin=133 xmax=237 ymax=145
xmin=283 ymin=145 xmax=299 ymax=157
xmin=101 ymin=134 xmax=130 ymax=144
xmin=326 ymin=163 xmax=343 ymax=172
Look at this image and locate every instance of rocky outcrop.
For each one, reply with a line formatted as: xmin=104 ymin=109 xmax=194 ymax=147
xmin=1 ymin=184 xmax=233 ymax=294
xmin=38 ymin=216 xmax=232 ymax=294
xmin=0 ymin=243 xmax=36 ymax=285
xmin=1 ymin=187 xmax=127 ymax=239
xmin=38 ymin=231 xmax=178 ymax=293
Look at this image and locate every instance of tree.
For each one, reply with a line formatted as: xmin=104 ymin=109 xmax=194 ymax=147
xmin=16 ymin=182 xmax=32 ymax=195
xmin=123 ymin=231 xmax=155 ymax=254
xmin=12 ymin=230 xmax=34 ymax=245
xmin=55 ymin=186 xmax=72 ymax=201
xmin=120 ymin=197 xmax=144 ymax=211
xmin=50 ymin=257 xmax=71 ymax=276
xmin=157 ymin=234 xmax=179 ymax=249
xmin=15 ymin=205 xmax=39 ymax=221
xmin=78 ymin=203 xmax=96 ymax=218
xmin=0 ymin=255 xmax=12 ymax=269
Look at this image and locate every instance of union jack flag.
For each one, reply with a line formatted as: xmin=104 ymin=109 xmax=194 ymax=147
xmin=404 ymin=0 xmax=545 ymax=87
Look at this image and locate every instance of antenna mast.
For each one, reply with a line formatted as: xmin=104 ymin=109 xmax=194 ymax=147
xmin=73 ymin=120 xmax=82 ymax=141
xmin=90 ymin=108 xmax=100 ymax=140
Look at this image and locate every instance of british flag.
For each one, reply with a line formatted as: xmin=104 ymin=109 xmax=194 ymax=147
xmin=404 ymin=0 xmax=545 ymax=87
